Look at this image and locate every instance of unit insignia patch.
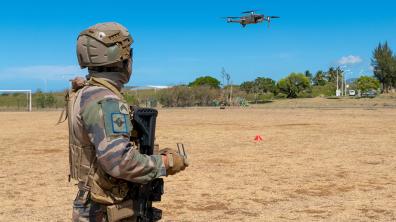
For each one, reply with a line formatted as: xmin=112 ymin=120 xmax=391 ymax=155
xmin=111 ymin=113 xmax=128 ymax=133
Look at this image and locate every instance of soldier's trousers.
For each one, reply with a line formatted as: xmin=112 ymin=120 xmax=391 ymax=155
xmin=72 ymin=191 xmax=136 ymax=222
xmin=72 ymin=190 xmax=107 ymax=222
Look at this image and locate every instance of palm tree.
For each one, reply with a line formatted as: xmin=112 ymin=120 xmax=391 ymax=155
xmin=313 ymin=70 xmax=326 ymax=86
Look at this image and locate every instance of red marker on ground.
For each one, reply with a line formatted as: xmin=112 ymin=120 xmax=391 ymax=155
xmin=254 ymin=135 xmax=263 ymax=142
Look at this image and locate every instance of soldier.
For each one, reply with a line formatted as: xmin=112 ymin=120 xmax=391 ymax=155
xmin=67 ymin=22 xmax=188 ymax=221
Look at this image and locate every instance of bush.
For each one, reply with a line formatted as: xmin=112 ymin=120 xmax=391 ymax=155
xmin=240 ymin=81 xmax=255 ymax=94
xmin=36 ymin=93 xmax=46 ymax=108
xmin=275 ymin=93 xmax=288 ymax=99
xmin=277 ymin=73 xmax=311 ymax=98
xmin=45 ymin=93 xmax=56 ymax=107
xmin=192 ymin=86 xmax=220 ymax=106
xmin=356 ymin=76 xmax=380 ymax=92
xmin=311 ymin=83 xmax=336 ymax=97
xmin=189 ymin=76 xmax=221 ymax=89
xmin=157 ymin=86 xmax=194 ymax=107
xmin=35 ymin=92 xmax=57 ymax=108
xmin=297 ymin=91 xmax=314 ymax=98
xmin=124 ymin=93 xmax=139 ymax=106
xmin=257 ymin=93 xmax=275 ymax=100
xmin=157 ymin=89 xmax=173 ymax=107
xmin=157 ymin=86 xmax=220 ymax=107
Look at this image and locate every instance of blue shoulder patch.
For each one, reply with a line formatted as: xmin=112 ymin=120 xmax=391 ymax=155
xmin=100 ymin=99 xmax=132 ymax=137
xmin=111 ymin=113 xmax=128 ymax=133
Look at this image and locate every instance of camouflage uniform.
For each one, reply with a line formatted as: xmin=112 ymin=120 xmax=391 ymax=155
xmin=67 ymin=22 xmax=168 ymax=222
xmin=68 ymin=22 xmax=187 ymax=222
xmin=69 ymin=77 xmax=167 ymax=222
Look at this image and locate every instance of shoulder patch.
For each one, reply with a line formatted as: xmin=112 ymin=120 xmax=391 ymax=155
xmin=111 ymin=113 xmax=128 ymax=133
xmin=99 ymin=99 xmax=133 ymax=137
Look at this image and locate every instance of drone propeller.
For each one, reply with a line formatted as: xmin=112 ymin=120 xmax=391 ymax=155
xmin=270 ymin=16 xmax=280 ymax=19
xmin=241 ymin=9 xmax=261 ymax=14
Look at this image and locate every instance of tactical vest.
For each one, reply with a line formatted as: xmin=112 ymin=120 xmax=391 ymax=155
xmin=66 ymin=77 xmax=129 ymax=205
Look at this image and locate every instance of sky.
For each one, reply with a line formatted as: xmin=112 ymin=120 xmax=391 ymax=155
xmin=0 ymin=0 xmax=395 ymax=92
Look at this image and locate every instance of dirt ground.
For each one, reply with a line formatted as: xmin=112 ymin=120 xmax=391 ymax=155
xmin=1 ymin=98 xmax=396 ymax=221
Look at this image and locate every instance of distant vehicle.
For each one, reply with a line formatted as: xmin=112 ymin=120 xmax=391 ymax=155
xmin=348 ymin=90 xmax=356 ymax=96
xmin=220 ymin=102 xmax=226 ymax=109
xmin=223 ymin=10 xmax=280 ymax=28
xmin=361 ymin=90 xmax=377 ymax=98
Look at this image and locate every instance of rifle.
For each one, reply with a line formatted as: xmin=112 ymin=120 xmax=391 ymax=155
xmin=129 ymin=106 xmax=163 ymax=222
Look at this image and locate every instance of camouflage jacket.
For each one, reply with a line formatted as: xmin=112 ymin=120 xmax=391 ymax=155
xmin=70 ymin=79 xmax=166 ymax=185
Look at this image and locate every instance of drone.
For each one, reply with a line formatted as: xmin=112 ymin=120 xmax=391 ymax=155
xmin=223 ymin=10 xmax=280 ymax=28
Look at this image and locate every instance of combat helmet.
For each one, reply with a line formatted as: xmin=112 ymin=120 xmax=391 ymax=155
xmin=77 ymin=22 xmax=133 ymax=68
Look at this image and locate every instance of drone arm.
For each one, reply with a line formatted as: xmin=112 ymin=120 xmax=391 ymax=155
xmin=227 ymin=19 xmax=242 ymax=23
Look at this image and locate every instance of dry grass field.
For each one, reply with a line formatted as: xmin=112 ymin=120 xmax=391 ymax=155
xmin=1 ymin=97 xmax=396 ymax=221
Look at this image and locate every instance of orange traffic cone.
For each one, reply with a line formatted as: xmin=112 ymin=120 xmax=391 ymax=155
xmin=254 ymin=135 xmax=263 ymax=142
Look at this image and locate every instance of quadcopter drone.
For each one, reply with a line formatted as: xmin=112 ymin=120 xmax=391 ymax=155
xmin=224 ymin=10 xmax=280 ymax=28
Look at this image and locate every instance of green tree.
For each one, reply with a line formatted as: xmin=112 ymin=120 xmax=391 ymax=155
xmin=313 ymin=70 xmax=327 ymax=86
xmin=305 ymin=70 xmax=313 ymax=84
xmin=240 ymin=81 xmax=255 ymax=94
xmin=326 ymin=67 xmax=343 ymax=84
xmin=277 ymin=73 xmax=311 ymax=98
xmin=254 ymin=77 xmax=276 ymax=94
xmin=372 ymin=42 xmax=396 ymax=92
xmin=189 ymin=76 xmax=220 ymax=89
xmin=356 ymin=76 xmax=380 ymax=92
xmin=45 ymin=93 xmax=56 ymax=108
xmin=36 ymin=92 xmax=46 ymax=108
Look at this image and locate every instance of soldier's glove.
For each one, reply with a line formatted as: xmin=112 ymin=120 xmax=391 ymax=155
xmin=160 ymin=148 xmax=188 ymax=176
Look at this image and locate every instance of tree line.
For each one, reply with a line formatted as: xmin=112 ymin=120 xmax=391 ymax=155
xmin=0 ymin=90 xmax=63 ymax=110
xmin=155 ymin=42 xmax=395 ymax=106
xmin=1 ymin=43 xmax=392 ymax=109
xmin=154 ymin=70 xmax=376 ymax=107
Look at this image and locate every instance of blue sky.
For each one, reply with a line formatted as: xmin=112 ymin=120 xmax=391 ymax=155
xmin=0 ymin=0 xmax=395 ymax=91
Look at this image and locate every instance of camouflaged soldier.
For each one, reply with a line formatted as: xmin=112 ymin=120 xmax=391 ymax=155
xmin=67 ymin=22 xmax=188 ymax=222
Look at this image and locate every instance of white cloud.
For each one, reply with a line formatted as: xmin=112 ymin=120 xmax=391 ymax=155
xmin=338 ymin=55 xmax=363 ymax=65
xmin=0 ymin=65 xmax=85 ymax=80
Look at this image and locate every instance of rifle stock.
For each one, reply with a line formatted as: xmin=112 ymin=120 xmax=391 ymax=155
xmin=129 ymin=106 xmax=164 ymax=222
